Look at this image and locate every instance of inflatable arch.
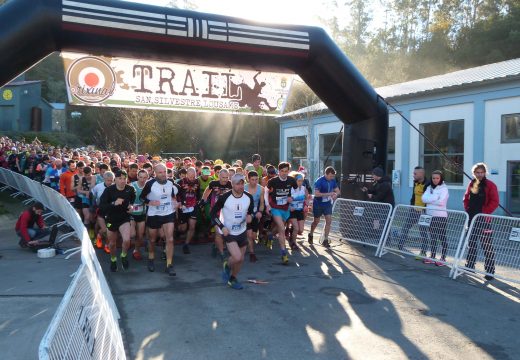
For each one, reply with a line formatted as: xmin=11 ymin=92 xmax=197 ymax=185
xmin=0 ymin=0 xmax=388 ymax=198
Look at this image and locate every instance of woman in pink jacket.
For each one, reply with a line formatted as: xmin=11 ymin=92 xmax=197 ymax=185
xmin=421 ymin=170 xmax=449 ymax=266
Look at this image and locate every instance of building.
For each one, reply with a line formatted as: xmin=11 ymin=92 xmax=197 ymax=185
xmin=0 ymin=75 xmax=56 ymax=132
xmin=278 ymin=58 xmax=520 ymax=215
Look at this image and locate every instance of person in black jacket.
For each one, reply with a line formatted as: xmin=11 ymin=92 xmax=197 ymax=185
xmin=363 ymin=167 xmax=395 ymax=206
xmin=399 ymin=166 xmax=430 ymax=254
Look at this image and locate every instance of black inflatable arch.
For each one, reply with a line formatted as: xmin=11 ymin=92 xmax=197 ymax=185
xmin=0 ymin=0 xmax=388 ymax=199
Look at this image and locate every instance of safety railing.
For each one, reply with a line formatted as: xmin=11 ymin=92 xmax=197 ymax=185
xmin=323 ymin=199 xmax=393 ymax=255
xmin=378 ymin=205 xmax=469 ymax=268
xmin=452 ymin=214 xmax=520 ymax=284
xmin=0 ymin=168 xmax=126 ymax=360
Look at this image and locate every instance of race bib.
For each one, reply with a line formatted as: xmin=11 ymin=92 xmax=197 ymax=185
xmin=276 ymin=196 xmax=287 ymax=206
xmin=322 ymin=196 xmax=331 ymax=203
xmin=182 ymin=206 xmax=194 ymax=213
xmin=231 ymin=224 xmax=242 ymax=231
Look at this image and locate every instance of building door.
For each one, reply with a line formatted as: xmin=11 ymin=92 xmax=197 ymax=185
xmin=507 ymin=161 xmax=520 ymax=215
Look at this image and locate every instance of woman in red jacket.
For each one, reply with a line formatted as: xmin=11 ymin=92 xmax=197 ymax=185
xmin=463 ymin=163 xmax=499 ymax=280
xmin=15 ymin=202 xmax=50 ymax=248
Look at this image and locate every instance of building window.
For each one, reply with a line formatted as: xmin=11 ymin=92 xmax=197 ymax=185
xmin=420 ymin=120 xmax=464 ymax=184
xmin=319 ymin=133 xmax=342 ymax=176
xmin=501 ymin=113 xmax=520 ymax=143
xmin=287 ymin=135 xmax=307 ymax=171
xmin=387 ymin=127 xmax=395 ymax=176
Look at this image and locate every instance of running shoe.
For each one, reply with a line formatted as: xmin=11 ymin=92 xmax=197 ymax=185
xmin=166 ymin=264 xmax=176 ymax=276
xmin=183 ymin=244 xmax=191 ymax=254
xmin=110 ymin=259 xmax=117 ymax=272
xmin=104 ymin=244 xmax=110 ymax=254
xmin=222 ymin=261 xmax=231 ymax=283
xmin=147 ymin=259 xmax=155 ymax=272
xmin=95 ymin=234 xmax=103 ymax=249
xmin=422 ymin=259 xmax=435 ymax=264
xmin=484 ymin=275 xmax=494 ymax=281
xmin=132 ymin=250 xmax=142 ymax=261
xmin=266 ymin=235 xmax=273 ymax=250
xmin=249 ymin=253 xmax=258 ymax=263
xmin=322 ymin=239 xmax=331 ymax=248
xmin=435 ymin=261 xmax=446 ymax=267
xmin=282 ymin=254 xmax=289 ymax=265
xmin=308 ymin=234 xmax=313 ymax=245
xmin=227 ymin=278 xmax=243 ymax=290
xmin=415 ymin=252 xmax=426 ymax=260
xmin=121 ymin=256 xmax=129 ymax=271
xmin=290 ymin=242 xmax=300 ymax=251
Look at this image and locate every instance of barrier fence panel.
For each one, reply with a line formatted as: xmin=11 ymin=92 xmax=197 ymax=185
xmin=378 ymin=205 xmax=469 ymax=268
xmin=38 ymin=262 xmax=126 ymax=360
xmin=323 ymin=198 xmax=393 ymax=255
xmin=0 ymin=167 xmax=126 ymax=358
xmin=452 ymin=214 xmax=520 ymax=284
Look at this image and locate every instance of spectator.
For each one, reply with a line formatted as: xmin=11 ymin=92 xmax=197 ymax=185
xmin=463 ymin=162 xmax=499 ymax=281
xmin=15 ymin=202 xmax=50 ymax=248
xmin=421 ymin=170 xmax=449 ymax=266
xmin=363 ymin=167 xmax=395 ymax=206
xmin=398 ymin=166 xmax=430 ymax=255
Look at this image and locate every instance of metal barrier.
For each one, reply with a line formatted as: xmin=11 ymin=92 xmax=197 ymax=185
xmin=452 ymin=214 xmax=520 ymax=284
xmin=378 ymin=204 xmax=469 ymax=268
xmin=323 ymin=198 xmax=393 ymax=255
xmin=0 ymin=168 xmax=126 ymax=360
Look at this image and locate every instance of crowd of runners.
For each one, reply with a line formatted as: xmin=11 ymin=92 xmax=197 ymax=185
xmin=1 ymin=136 xmax=340 ymax=290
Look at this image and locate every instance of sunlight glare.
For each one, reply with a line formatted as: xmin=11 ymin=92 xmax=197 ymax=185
xmin=305 ymin=324 xmax=326 ymax=353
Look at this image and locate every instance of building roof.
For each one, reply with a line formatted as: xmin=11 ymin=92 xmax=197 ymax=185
xmin=3 ymin=80 xmax=42 ymax=87
xmin=49 ymin=103 xmax=66 ymax=110
xmin=281 ymin=58 xmax=520 ymax=118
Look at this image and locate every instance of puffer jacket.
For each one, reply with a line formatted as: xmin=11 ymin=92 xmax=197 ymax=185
xmin=422 ymin=183 xmax=449 ymax=217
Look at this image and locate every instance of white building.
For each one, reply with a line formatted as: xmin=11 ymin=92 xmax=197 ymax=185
xmin=277 ymin=58 xmax=520 ymax=215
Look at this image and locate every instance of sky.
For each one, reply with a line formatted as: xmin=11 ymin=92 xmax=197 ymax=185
xmin=124 ymin=0 xmax=333 ymax=27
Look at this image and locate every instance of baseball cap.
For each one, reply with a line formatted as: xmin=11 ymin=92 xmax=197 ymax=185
xmin=201 ymin=167 xmax=211 ymax=176
xmin=231 ymin=174 xmax=245 ymax=184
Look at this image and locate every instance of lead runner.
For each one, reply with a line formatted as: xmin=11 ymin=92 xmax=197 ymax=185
xmin=211 ymin=173 xmax=254 ymax=290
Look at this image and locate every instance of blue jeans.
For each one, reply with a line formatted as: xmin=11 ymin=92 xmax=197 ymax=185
xmin=17 ymin=228 xmax=50 ymax=243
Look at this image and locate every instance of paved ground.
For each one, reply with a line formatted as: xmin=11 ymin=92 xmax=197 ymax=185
xmin=0 ymin=193 xmax=81 ymax=360
xmin=2 ymin=189 xmax=520 ymax=359
xmin=102 ymin=234 xmax=520 ymax=360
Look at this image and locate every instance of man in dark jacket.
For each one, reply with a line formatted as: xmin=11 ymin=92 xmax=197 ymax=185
xmin=363 ymin=167 xmax=395 ymax=206
xmin=399 ymin=166 xmax=430 ymax=253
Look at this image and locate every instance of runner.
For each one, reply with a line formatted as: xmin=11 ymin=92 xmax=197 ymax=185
xmin=244 ymin=171 xmax=264 ymax=262
xmin=211 ymin=173 xmax=254 ymax=290
xmin=140 ymin=163 xmax=180 ymax=276
xmin=99 ymin=170 xmax=136 ymax=272
xmin=288 ymin=171 xmax=309 ymax=251
xmin=91 ymin=171 xmax=114 ymax=252
xmin=265 ymin=162 xmax=297 ymax=265
xmin=252 ymin=154 xmax=264 ymax=179
xmin=60 ymin=160 xmax=77 ymax=206
xmin=177 ymin=167 xmax=199 ymax=254
xmin=127 ymin=163 xmax=139 ymax=183
xmin=200 ymin=168 xmax=232 ymax=261
xmin=308 ymin=166 xmax=341 ymax=248
xmin=130 ymin=169 xmax=149 ymax=260
xmin=74 ymin=166 xmax=95 ymax=239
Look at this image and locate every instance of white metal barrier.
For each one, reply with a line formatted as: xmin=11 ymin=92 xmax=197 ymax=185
xmin=378 ymin=204 xmax=469 ymax=268
xmin=452 ymin=214 xmax=520 ymax=284
xmin=323 ymin=198 xmax=393 ymax=255
xmin=0 ymin=168 xmax=126 ymax=360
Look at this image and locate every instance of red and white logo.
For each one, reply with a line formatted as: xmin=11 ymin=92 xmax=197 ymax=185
xmin=66 ymin=56 xmax=116 ymax=103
